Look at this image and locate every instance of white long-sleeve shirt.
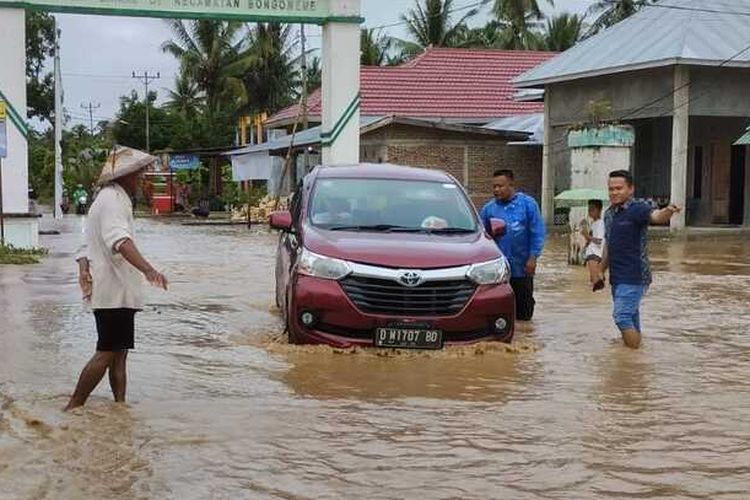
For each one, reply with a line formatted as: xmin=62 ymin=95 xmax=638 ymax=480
xmin=78 ymin=183 xmax=144 ymax=310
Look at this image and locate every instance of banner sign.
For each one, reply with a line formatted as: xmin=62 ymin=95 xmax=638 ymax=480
xmin=0 ymin=0 xmax=362 ymax=24
xmin=169 ymin=154 xmax=200 ymax=171
xmin=0 ymin=101 xmax=7 ymax=159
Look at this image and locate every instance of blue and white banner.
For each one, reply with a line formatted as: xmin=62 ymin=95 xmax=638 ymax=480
xmin=169 ymin=154 xmax=200 ymax=171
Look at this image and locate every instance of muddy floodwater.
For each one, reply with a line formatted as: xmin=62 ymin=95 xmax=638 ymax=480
xmin=1 ymin=216 xmax=750 ymax=499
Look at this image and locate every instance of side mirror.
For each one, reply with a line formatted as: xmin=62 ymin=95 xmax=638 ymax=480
xmin=489 ymin=218 xmax=507 ymax=238
xmin=269 ymin=211 xmax=293 ymax=231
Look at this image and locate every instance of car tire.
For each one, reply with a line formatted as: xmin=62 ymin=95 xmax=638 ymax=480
xmin=284 ymin=290 xmax=301 ymax=345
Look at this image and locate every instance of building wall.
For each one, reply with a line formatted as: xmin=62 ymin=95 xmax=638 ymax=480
xmin=361 ymin=124 xmax=542 ymax=209
xmin=690 ymin=67 xmax=750 ymax=118
xmin=546 ymin=65 xmax=750 ymax=225
xmin=547 ymin=68 xmax=674 ymax=127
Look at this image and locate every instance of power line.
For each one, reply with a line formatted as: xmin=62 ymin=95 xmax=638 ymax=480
xmin=646 ymin=2 xmax=750 ymax=18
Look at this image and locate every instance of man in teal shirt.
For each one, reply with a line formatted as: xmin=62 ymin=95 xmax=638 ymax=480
xmin=480 ymin=169 xmax=545 ymax=321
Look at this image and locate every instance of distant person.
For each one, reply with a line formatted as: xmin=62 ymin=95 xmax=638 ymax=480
xmin=65 ymin=146 xmax=168 ymax=411
xmin=582 ymin=199 xmax=606 ymax=291
xmin=596 ymin=170 xmax=681 ymax=349
xmin=480 ymin=169 xmax=546 ymax=321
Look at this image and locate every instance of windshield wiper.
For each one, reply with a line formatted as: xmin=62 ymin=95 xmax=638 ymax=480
xmin=328 ymin=224 xmax=414 ymax=232
xmin=421 ymin=227 xmax=477 ymax=234
xmin=327 ymin=225 xmax=476 ymax=234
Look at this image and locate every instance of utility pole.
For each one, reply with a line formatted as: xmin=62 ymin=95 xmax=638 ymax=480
xmin=80 ymin=102 xmax=100 ymax=135
xmin=132 ymin=71 xmax=160 ymax=152
xmin=300 ymin=23 xmax=309 ymax=179
xmin=54 ymin=23 xmax=63 ymax=220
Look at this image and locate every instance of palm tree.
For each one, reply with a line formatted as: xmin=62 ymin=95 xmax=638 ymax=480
xmin=162 ymin=20 xmax=251 ymax=114
xmin=543 ymin=13 xmax=584 ymax=51
xmin=166 ymin=73 xmax=203 ymax=117
xmin=305 ymin=56 xmax=322 ymax=96
xmin=241 ymin=22 xmax=299 ymax=116
xmin=587 ymin=0 xmax=651 ymax=36
xmin=492 ymin=0 xmax=552 ymax=50
xmin=398 ymin=0 xmax=482 ymax=56
xmin=452 ymin=21 xmax=505 ymax=48
xmin=361 ymin=28 xmax=393 ymax=66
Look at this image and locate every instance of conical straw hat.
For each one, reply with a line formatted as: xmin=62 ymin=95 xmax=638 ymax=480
xmin=98 ymin=145 xmax=157 ymax=185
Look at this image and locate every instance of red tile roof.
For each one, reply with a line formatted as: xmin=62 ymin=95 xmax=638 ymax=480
xmin=267 ymin=47 xmax=556 ymax=126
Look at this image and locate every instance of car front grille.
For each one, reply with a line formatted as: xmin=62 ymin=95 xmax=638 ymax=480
xmin=340 ymin=276 xmax=476 ymax=317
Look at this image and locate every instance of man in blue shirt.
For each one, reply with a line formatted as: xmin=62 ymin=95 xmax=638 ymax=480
xmin=480 ymin=169 xmax=546 ymax=321
xmin=598 ymin=170 xmax=681 ymax=349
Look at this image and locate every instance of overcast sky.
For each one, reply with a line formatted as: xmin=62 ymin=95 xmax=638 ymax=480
xmin=58 ymin=0 xmax=592 ymax=129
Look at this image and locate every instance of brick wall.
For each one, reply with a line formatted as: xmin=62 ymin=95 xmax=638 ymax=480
xmin=360 ymin=123 xmax=542 ymax=209
xmin=467 ymin=145 xmax=542 ymax=208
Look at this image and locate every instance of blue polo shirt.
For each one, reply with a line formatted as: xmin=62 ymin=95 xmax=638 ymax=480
xmin=480 ymin=193 xmax=545 ymax=278
xmin=604 ymin=198 xmax=655 ymax=285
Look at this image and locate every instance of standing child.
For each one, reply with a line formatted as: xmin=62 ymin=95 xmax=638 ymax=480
xmin=582 ymin=199 xmax=605 ymax=291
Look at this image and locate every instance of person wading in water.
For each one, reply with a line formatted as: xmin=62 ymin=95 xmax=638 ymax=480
xmin=597 ymin=170 xmax=680 ymax=349
xmin=65 ymin=146 xmax=168 ymax=411
xmin=480 ymin=169 xmax=546 ymax=321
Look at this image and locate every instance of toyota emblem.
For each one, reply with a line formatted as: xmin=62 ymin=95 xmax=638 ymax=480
xmin=398 ymin=271 xmax=423 ymax=287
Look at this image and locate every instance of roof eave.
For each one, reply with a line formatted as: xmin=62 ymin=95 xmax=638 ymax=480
xmin=515 ymin=58 xmax=750 ymax=88
xmin=266 ymin=115 xmax=322 ymax=129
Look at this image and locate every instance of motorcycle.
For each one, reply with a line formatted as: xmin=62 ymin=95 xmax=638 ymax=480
xmin=75 ymin=192 xmax=89 ymax=215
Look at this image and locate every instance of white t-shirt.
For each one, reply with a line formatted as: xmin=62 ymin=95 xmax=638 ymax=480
xmin=585 ymin=219 xmax=605 ymax=258
xmin=79 ymin=183 xmax=144 ymax=310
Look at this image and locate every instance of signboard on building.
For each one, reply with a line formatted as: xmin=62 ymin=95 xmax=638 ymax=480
xmin=0 ymin=101 xmax=7 ymax=159
xmin=0 ymin=0 xmax=360 ymax=24
xmin=169 ymin=154 xmax=200 ymax=171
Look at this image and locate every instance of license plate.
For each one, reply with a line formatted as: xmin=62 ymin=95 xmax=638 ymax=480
xmin=374 ymin=327 xmax=443 ymax=350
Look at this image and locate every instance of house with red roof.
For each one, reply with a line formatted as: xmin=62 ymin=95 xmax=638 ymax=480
xmin=267 ymin=47 xmax=554 ymax=128
xmin=231 ymin=48 xmax=556 ymax=206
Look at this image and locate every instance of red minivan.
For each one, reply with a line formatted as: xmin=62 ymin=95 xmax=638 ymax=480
xmin=270 ymin=163 xmax=514 ymax=349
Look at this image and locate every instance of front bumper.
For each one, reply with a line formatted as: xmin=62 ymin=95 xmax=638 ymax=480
xmin=288 ymin=275 xmax=515 ymax=348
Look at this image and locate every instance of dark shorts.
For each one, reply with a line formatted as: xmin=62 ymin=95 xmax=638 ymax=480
xmin=585 ymin=255 xmax=603 ymax=263
xmin=94 ymin=308 xmax=136 ymax=351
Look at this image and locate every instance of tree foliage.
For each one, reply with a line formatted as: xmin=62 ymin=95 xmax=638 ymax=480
xmin=162 ymin=20 xmax=250 ymax=114
xmin=543 ymin=13 xmax=584 ymax=51
xmin=587 ymin=0 xmax=652 ymax=36
xmin=241 ymin=22 xmax=299 ymax=115
xmin=25 ymin=11 xmax=55 ymax=126
xmin=398 ymin=0 xmax=482 ymax=57
xmin=361 ymin=29 xmax=393 ymax=66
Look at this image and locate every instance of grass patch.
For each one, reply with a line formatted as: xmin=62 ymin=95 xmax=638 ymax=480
xmin=0 ymin=245 xmax=48 ymax=265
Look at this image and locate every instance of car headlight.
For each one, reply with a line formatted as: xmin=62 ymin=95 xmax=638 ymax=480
xmin=297 ymin=248 xmax=352 ymax=280
xmin=466 ymin=258 xmax=509 ymax=285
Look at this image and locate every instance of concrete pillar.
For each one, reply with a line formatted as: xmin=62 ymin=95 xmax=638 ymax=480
xmin=670 ymin=65 xmax=690 ymax=230
xmin=0 ymin=9 xmax=37 ymax=248
xmin=321 ymin=0 xmax=361 ymax=166
xmin=0 ymin=8 xmax=29 ymax=215
xmin=541 ymin=89 xmax=554 ymax=224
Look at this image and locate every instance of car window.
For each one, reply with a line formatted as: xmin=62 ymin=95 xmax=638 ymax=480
xmin=309 ymin=178 xmax=477 ymax=231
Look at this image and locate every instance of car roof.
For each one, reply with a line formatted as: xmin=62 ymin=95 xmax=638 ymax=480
xmin=314 ymin=163 xmax=455 ymax=183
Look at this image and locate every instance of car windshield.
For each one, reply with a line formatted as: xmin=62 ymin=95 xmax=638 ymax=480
xmin=309 ymin=178 xmax=478 ymax=232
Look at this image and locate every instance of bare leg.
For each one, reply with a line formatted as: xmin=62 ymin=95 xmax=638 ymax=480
xmin=108 ymin=351 xmax=128 ymax=403
xmin=586 ymin=260 xmax=598 ymax=283
xmin=65 ymin=351 xmax=115 ymax=411
xmin=621 ymin=328 xmax=642 ymax=349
